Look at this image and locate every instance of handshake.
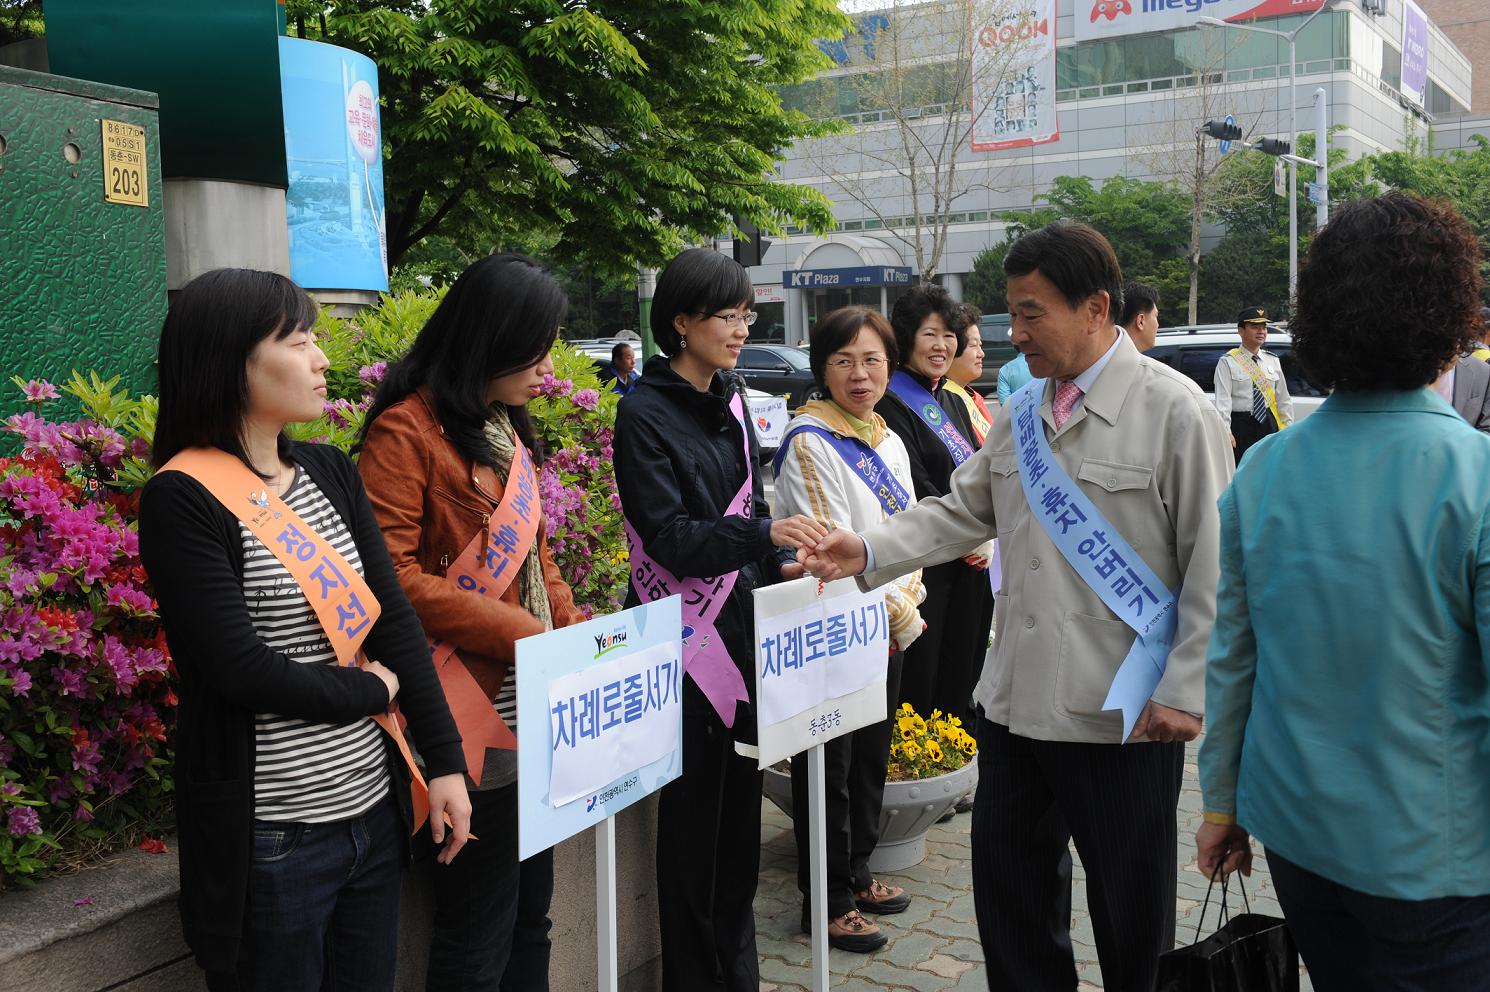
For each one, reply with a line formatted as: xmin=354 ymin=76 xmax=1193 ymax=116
xmin=769 ymin=515 xmax=869 ymax=582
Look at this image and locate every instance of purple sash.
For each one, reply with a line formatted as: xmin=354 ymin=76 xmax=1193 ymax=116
xmin=624 ymin=391 xmax=753 ymax=728
xmin=889 ymin=370 xmax=974 ymax=466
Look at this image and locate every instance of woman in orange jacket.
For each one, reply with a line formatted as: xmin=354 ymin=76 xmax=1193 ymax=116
xmin=357 ymin=253 xmax=584 ymax=991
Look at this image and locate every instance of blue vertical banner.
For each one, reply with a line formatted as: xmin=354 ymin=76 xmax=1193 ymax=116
xmin=278 ymin=37 xmax=389 ymax=291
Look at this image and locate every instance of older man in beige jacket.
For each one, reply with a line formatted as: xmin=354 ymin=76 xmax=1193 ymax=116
xmin=803 ymin=222 xmax=1232 ymax=992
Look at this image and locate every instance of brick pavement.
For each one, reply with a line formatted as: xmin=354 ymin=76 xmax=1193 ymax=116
xmin=752 ymin=743 xmax=1313 ymax=991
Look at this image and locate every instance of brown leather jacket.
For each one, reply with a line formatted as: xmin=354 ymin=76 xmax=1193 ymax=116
xmin=358 ymin=389 xmax=584 ymax=700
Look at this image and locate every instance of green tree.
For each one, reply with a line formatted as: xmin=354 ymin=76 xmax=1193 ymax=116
xmin=986 ymin=176 xmax=1191 ymax=322
xmin=0 ymin=1 xmax=43 ymax=45
xmin=288 ymin=0 xmax=849 ymax=274
xmin=964 ymin=238 xmax=1011 ymax=316
xmin=1200 ymin=129 xmax=1379 ymax=321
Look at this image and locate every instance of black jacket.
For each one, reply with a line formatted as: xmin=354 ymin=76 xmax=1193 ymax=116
xmin=139 ymin=443 xmax=464 ymax=975
xmin=876 ymin=370 xmax=975 ymax=500
xmin=613 ymin=356 xmax=790 ymax=740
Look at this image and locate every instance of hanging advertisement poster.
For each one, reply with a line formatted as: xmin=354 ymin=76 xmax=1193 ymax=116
xmin=1400 ymin=0 xmax=1429 ymax=107
xmin=278 ymin=37 xmax=390 ymax=291
xmin=971 ymin=0 xmax=1059 ymax=152
xmin=1076 ymin=0 xmax=1328 ymax=44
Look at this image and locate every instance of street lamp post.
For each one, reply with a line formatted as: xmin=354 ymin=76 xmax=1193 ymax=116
xmin=1199 ymin=0 xmax=1340 ymax=301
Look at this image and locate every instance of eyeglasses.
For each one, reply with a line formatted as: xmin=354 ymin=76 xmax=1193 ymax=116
xmin=826 ymin=355 xmax=888 ymax=372
xmin=705 ymin=310 xmax=758 ymax=327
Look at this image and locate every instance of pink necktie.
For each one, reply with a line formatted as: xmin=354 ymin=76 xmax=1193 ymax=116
xmin=1053 ymin=381 xmax=1083 ymax=430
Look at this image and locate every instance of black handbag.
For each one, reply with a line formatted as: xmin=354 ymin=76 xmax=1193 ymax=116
xmin=1155 ymin=865 xmax=1300 ymax=992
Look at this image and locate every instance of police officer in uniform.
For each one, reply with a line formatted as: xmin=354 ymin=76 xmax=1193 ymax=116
xmin=1214 ymin=306 xmax=1293 ymax=463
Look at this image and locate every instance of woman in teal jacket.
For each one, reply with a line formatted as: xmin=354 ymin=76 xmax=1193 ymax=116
xmin=1197 ymin=192 xmax=1490 ymax=990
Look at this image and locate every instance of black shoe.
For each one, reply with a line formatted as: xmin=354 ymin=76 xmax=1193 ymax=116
xmin=855 ymin=879 xmax=911 ymax=915
xmin=954 ymin=793 xmax=975 ymax=814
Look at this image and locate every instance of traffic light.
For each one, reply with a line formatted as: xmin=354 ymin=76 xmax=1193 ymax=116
xmin=1201 ymin=119 xmax=1242 ymax=141
xmin=732 ymin=217 xmax=772 ymax=268
xmin=1255 ymin=137 xmax=1292 ymax=157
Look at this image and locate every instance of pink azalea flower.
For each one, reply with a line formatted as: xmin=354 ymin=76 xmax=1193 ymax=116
xmin=572 ymin=389 xmax=600 ymax=412
xmin=358 ymin=362 xmax=388 ymax=384
xmin=6 ymin=806 xmax=40 ymax=837
xmin=18 ymin=379 xmax=59 ymax=405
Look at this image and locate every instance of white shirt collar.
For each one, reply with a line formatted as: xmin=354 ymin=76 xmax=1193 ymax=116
xmin=1068 ymin=328 xmax=1124 ymax=395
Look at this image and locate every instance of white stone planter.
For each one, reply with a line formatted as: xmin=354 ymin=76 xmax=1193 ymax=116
xmin=761 ymin=758 xmax=977 ymax=873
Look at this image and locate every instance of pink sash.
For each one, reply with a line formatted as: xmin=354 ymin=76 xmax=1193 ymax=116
xmin=624 ymin=392 xmax=754 ymax=728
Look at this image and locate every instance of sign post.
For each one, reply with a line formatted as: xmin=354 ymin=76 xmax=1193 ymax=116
xmin=754 ymin=577 xmax=892 ymax=992
xmin=517 ymin=596 xmax=685 ymax=992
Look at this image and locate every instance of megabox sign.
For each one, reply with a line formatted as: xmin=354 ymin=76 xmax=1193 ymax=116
xmin=1076 ymin=0 xmax=1327 ymax=42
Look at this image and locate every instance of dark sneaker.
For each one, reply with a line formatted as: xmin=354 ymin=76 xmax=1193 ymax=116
xmin=855 ymin=878 xmax=911 ymax=915
xmin=954 ymin=793 xmax=975 ymax=814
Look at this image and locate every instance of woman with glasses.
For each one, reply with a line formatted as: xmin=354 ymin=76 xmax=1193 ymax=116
xmin=613 ymin=247 xmax=828 ymax=992
xmin=773 ymin=306 xmax=926 ymax=952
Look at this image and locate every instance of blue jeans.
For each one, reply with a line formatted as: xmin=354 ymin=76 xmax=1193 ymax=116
xmin=424 ymin=783 xmax=554 ymax=991
xmin=1268 ymin=850 xmax=1490 ymax=991
xmin=235 ymin=794 xmax=403 ymax=992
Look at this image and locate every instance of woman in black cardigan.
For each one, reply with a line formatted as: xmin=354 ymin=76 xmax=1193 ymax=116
xmin=875 ymin=283 xmax=988 ymax=740
xmin=138 ymin=269 xmax=469 ymax=992
xmin=614 ymin=248 xmax=825 ymax=992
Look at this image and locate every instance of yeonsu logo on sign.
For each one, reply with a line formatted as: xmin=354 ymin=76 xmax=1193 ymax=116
xmin=1076 ymin=0 xmax=1327 ymax=41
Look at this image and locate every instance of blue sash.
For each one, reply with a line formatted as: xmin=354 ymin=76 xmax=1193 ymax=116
xmin=889 ymin=371 xmax=974 ymax=466
xmin=772 ymin=424 xmax=914 ymax=517
xmin=1008 ymin=379 xmax=1180 ymax=741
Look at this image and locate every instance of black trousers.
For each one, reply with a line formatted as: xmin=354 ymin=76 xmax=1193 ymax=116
xmin=656 ymin=683 xmax=763 ymax=992
xmin=790 ymin=652 xmax=905 ymax=920
xmin=1268 ymin=850 xmax=1490 ymax=992
xmin=1230 ymin=411 xmax=1277 ymax=464
xmin=941 ymin=560 xmax=994 ymax=729
xmin=971 ymin=718 xmax=1184 ymax=992
xmin=900 ymin=559 xmax=988 ymax=725
xmin=424 ymin=783 xmax=554 ymax=992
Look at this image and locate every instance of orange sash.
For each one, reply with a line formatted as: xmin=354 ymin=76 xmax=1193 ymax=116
xmin=426 ymin=439 xmax=542 ymax=785
xmin=161 ymin=447 xmax=435 ymax=833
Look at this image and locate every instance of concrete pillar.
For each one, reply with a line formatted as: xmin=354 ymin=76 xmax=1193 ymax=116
xmin=164 ymin=178 xmax=290 ymax=289
xmin=786 ymin=288 xmax=808 ymax=347
xmin=942 ymin=272 xmax=965 ymax=302
xmin=0 ymin=39 xmax=48 ymax=71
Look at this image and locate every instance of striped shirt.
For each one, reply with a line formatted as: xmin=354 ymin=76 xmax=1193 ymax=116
xmin=242 ymin=468 xmax=390 ymax=822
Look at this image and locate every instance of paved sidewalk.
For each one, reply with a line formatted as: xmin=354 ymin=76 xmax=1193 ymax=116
xmin=753 ymin=743 xmax=1313 ymax=991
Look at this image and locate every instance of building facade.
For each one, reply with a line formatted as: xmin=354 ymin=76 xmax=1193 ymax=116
xmin=747 ymin=0 xmax=1471 ymax=344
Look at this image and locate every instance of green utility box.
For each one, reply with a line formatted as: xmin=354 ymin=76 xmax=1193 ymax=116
xmin=0 ymin=65 xmax=167 ymax=426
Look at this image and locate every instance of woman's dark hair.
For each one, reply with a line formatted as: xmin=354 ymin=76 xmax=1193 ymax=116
xmin=361 ymin=253 xmax=566 ymax=466
xmin=1119 ymin=281 xmax=1160 ymax=327
xmin=650 ymin=248 xmax=753 ymax=357
xmin=808 ymin=306 xmax=899 ymax=398
xmin=152 ymin=268 xmax=317 ymax=472
xmin=889 ymin=283 xmax=966 ymax=363
xmin=1003 ymin=222 xmax=1124 ymax=321
xmin=1292 ymin=193 xmax=1483 ymax=391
